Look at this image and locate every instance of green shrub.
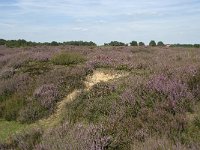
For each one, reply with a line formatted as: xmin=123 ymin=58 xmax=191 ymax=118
xmin=18 ymin=100 xmax=48 ymax=124
xmin=20 ymin=61 xmax=51 ymax=76
xmin=65 ymin=83 xmax=118 ymax=123
xmin=51 ymin=52 xmax=86 ymax=65
xmin=9 ymin=127 xmax=43 ymax=149
xmin=0 ymin=95 xmax=25 ymax=121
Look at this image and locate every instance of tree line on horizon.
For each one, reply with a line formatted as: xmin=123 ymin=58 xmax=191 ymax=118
xmin=0 ymin=39 xmax=200 ymax=48
xmin=103 ymin=40 xmax=200 ymax=48
xmin=0 ymin=39 xmax=97 ymax=48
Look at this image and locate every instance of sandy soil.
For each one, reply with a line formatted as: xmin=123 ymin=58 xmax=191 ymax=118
xmin=38 ymin=69 xmax=128 ymax=127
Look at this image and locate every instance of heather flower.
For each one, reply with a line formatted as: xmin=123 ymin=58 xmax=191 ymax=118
xmin=0 ymin=73 xmax=30 ymax=96
xmin=29 ymin=51 xmax=54 ymax=61
xmin=120 ymin=89 xmax=136 ymax=105
xmin=147 ymin=75 xmax=192 ymax=101
xmin=147 ymin=74 xmax=193 ymax=108
xmin=9 ymin=127 xmax=43 ymax=149
xmin=33 ymin=84 xmax=59 ymax=109
xmin=88 ymin=83 xmax=116 ymax=98
xmin=7 ymin=53 xmax=32 ymax=68
xmin=35 ymin=123 xmax=111 ymax=150
xmin=0 ymin=67 xmax=15 ymax=79
xmin=87 ymin=51 xmax=135 ymax=70
xmin=0 ymin=54 xmax=14 ymax=67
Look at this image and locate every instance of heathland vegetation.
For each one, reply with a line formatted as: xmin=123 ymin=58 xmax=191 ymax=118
xmin=0 ymin=41 xmax=200 ymax=149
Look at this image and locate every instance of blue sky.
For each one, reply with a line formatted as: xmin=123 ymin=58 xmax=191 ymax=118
xmin=0 ymin=0 xmax=200 ymax=44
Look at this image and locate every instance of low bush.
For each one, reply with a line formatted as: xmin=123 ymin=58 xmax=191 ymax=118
xmin=0 ymin=73 xmax=31 ymax=97
xmin=65 ymin=83 xmax=119 ymax=123
xmin=51 ymin=52 xmax=86 ymax=66
xmin=35 ymin=123 xmax=110 ymax=150
xmin=9 ymin=127 xmax=43 ymax=149
xmin=0 ymin=95 xmax=25 ymax=121
xmin=188 ymin=69 xmax=200 ymax=99
xmin=20 ymin=61 xmax=52 ymax=76
xmin=0 ymin=67 xmax=15 ymax=79
xmin=18 ymin=100 xmax=48 ymax=124
xmin=33 ymin=84 xmax=59 ymax=109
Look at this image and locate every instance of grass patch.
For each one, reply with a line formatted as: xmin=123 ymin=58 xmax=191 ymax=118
xmin=0 ymin=94 xmax=26 ymax=121
xmin=0 ymin=120 xmax=26 ymax=142
xmin=51 ymin=52 xmax=86 ymax=66
xmin=20 ymin=61 xmax=52 ymax=76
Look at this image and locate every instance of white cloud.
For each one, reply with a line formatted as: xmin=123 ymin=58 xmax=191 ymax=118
xmin=0 ymin=0 xmax=200 ymax=44
xmin=72 ymin=27 xmax=89 ymax=31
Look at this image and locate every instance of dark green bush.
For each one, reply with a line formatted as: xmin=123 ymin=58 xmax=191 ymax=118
xmin=63 ymin=41 xmax=96 ymax=46
xmin=0 ymin=95 xmax=25 ymax=121
xmin=104 ymin=41 xmax=127 ymax=46
xmin=139 ymin=42 xmax=145 ymax=46
xmin=130 ymin=41 xmax=138 ymax=46
xmin=20 ymin=61 xmax=51 ymax=76
xmin=50 ymin=41 xmax=59 ymax=46
xmin=149 ymin=40 xmax=156 ymax=47
xmin=18 ymin=100 xmax=48 ymax=124
xmin=157 ymin=41 xmax=165 ymax=46
xmin=0 ymin=39 xmax=6 ymax=45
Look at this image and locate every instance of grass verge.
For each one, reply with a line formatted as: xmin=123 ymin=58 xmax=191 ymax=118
xmin=0 ymin=119 xmax=26 ymax=142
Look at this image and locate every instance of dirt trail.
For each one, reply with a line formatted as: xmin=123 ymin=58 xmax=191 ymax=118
xmin=38 ymin=69 xmax=128 ymax=127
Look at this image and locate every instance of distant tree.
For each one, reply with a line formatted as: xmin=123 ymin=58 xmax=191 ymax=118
xmin=130 ymin=41 xmax=138 ymax=46
xmin=170 ymin=44 xmax=198 ymax=48
xmin=5 ymin=39 xmax=28 ymax=48
xmin=0 ymin=39 xmax=6 ymax=45
xmin=2 ymin=39 xmax=97 ymax=47
xmin=18 ymin=39 xmax=27 ymax=47
xmin=63 ymin=41 xmax=96 ymax=46
xmin=139 ymin=42 xmax=145 ymax=46
xmin=104 ymin=41 xmax=126 ymax=46
xmin=194 ymin=44 xmax=200 ymax=48
xmin=149 ymin=40 xmax=156 ymax=46
xmin=51 ymin=41 xmax=59 ymax=46
xmin=157 ymin=41 xmax=165 ymax=46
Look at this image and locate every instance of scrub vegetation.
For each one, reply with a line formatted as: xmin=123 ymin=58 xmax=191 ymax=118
xmin=0 ymin=44 xmax=200 ymax=149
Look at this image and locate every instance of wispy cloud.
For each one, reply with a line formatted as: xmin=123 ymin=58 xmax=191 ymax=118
xmin=0 ymin=0 xmax=200 ymax=44
xmin=72 ymin=27 xmax=89 ymax=31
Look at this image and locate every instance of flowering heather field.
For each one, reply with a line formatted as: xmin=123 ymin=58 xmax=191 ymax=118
xmin=0 ymin=45 xmax=200 ymax=149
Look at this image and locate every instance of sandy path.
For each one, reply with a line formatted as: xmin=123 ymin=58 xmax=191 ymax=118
xmin=38 ymin=69 xmax=128 ymax=127
xmin=84 ymin=70 xmax=127 ymax=90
